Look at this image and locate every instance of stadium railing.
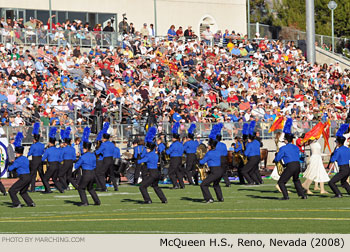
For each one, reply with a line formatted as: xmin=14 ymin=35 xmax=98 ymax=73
xmin=1 ymin=120 xmax=343 ymax=145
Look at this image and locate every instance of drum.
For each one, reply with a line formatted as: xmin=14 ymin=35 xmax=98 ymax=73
xmin=125 ymin=164 xmax=135 ymax=183
xmin=122 ymin=151 xmax=133 ymax=160
xmin=260 ymin=148 xmax=268 ymax=169
xmin=114 ymin=158 xmax=121 ymax=166
xmin=227 ymin=151 xmax=234 ymax=164
xmin=227 ymin=151 xmax=234 ymax=169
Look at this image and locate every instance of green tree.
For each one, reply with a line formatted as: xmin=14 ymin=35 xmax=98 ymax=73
xmin=249 ymin=0 xmax=274 ymax=25
xmin=271 ymin=0 xmax=350 ymax=37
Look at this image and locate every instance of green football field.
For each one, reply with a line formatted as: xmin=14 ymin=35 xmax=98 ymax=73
xmin=0 ymin=179 xmax=350 ymax=234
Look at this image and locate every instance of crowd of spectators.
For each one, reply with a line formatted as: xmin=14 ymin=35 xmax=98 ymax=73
xmin=1 ymin=15 xmax=350 ymax=140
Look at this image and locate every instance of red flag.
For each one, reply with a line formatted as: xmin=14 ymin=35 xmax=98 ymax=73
xmin=322 ymin=121 xmax=331 ymax=153
xmin=301 ymin=122 xmax=325 ymax=145
xmin=268 ymin=116 xmax=284 ymax=133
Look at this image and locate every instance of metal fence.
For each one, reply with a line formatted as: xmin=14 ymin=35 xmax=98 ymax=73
xmin=1 ymin=120 xmax=343 ymax=145
xmin=0 ymin=27 xmax=120 ymax=48
xmin=250 ymin=23 xmax=349 ymax=55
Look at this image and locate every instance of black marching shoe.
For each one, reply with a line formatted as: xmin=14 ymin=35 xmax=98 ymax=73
xmin=43 ymin=191 xmax=53 ymax=194
xmin=12 ymin=204 xmax=22 ymax=208
xmin=301 ymin=195 xmax=308 ymax=199
xmin=218 ymin=198 xmax=224 ymax=202
xmin=79 ymin=203 xmax=89 ymax=207
xmin=28 ymin=203 xmax=36 ymax=207
xmin=94 ymin=202 xmax=101 ymax=206
xmin=114 ymin=187 xmax=119 ymax=191
xmin=171 ymin=186 xmax=179 ymax=190
xmin=3 ymin=192 xmax=7 ymax=196
xmin=225 ymin=184 xmax=231 ymax=187
xmin=206 ymin=199 xmax=214 ymax=203
xmin=162 ymin=200 xmax=168 ymax=204
xmin=142 ymin=201 xmax=152 ymax=204
xmin=279 ymin=197 xmax=290 ymax=200
xmin=332 ymin=194 xmax=342 ymax=198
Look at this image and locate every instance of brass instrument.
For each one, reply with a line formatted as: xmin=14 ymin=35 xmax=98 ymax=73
xmin=240 ymin=140 xmax=248 ymax=165
xmin=122 ymin=151 xmax=133 ymax=160
xmin=164 ymin=142 xmax=171 ymax=161
xmin=275 ymin=135 xmax=285 ymax=176
xmin=196 ymin=143 xmax=209 ymax=180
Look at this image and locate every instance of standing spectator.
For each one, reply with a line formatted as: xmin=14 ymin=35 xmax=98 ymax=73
xmin=140 ymin=23 xmax=149 ymax=37
xmin=201 ymin=26 xmax=213 ymax=45
xmin=149 ymin=24 xmax=155 ymax=37
xmin=184 ymin=26 xmax=195 ymax=40
xmin=176 ymin=26 xmax=184 ymax=38
xmin=103 ymin=21 xmax=114 ymax=32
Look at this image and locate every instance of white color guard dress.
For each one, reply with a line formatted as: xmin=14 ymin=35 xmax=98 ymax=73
xmin=303 ymin=141 xmax=330 ymax=183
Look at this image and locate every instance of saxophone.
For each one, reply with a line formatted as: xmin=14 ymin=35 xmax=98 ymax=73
xmin=275 ymin=138 xmax=285 ymax=176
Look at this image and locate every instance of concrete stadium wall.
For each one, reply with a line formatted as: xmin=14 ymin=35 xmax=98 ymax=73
xmin=316 ymin=46 xmax=350 ymax=70
xmin=1 ymin=0 xmax=247 ymax=36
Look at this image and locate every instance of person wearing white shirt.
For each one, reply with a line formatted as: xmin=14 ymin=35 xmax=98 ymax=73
xmin=183 ymin=86 xmax=192 ymax=96
xmin=94 ymin=79 xmax=106 ymax=91
xmin=14 ymin=114 xmax=24 ymax=126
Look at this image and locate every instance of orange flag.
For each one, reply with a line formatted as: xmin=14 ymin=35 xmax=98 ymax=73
xmin=268 ymin=116 xmax=284 ymax=133
xmin=301 ymin=122 xmax=325 ymax=145
xmin=322 ymin=121 xmax=331 ymax=153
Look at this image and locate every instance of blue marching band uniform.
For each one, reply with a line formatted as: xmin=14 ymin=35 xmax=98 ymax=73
xmin=273 ymin=118 xmax=306 ymax=200
xmin=241 ymin=121 xmax=262 ymax=185
xmin=183 ymin=124 xmax=199 ymax=185
xmin=328 ymin=124 xmax=350 ymax=198
xmin=3 ymin=120 xmax=350 ymax=207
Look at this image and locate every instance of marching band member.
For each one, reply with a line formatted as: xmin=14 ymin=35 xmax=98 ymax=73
xmin=0 ymin=181 xmax=5 ymax=196
xmin=133 ymin=139 xmax=147 ymax=185
xmin=199 ymin=124 xmax=224 ymax=203
xmin=274 ymin=118 xmax=307 ymax=200
xmin=95 ymin=123 xmax=118 ymax=191
xmin=138 ymin=127 xmax=167 ymax=204
xmin=8 ymin=132 xmax=35 ymax=208
xmin=183 ymin=124 xmax=199 ymax=185
xmin=328 ymin=124 xmax=350 ymax=198
xmin=156 ymin=137 xmax=166 ymax=175
xmin=74 ymin=127 xmax=101 ymax=206
xmin=233 ymin=136 xmax=245 ymax=184
xmin=95 ymin=125 xmax=107 ymax=191
xmin=27 ymin=122 xmax=45 ymax=192
xmin=166 ymin=122 xmax=185 ymax=189
xmin=42 ymin=127 xmax=65 ymax=193
xmin=59 ymin=127 xmax=78 ymax=190
xmin=249 ymin=121 xmax=263 ymax=184
xmin=271 ymin=132 xmax=285 ymax=192
xmin=215 ymin=123 xmax=230 ymax=187
xmin=113 ymin=140 xmax=121 ymax=186
xmin=241 ymin=121 xmax=261 ymax=185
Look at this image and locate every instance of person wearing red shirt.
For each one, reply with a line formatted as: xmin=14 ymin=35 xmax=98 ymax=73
xmin=227 ymin=92 xmax=238 ymax=103
xmin=208 ymin=91 xmax=217 ymax=103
